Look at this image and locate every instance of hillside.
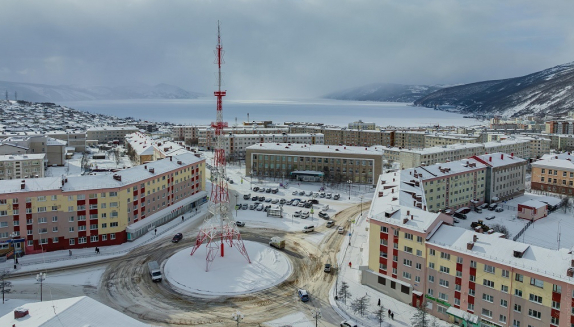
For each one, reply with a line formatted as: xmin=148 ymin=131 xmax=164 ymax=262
xmin=324 ymin=83 xmax=443 ymax=103
xmin=414 ymin=62 xmax=574 ymax=117
xmin=0 ymin=81 xmax=204 ymax=102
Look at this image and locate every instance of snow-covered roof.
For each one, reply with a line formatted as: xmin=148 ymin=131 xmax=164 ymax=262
xmin=472 ymin=152 xmax=527 ymax=168
xmin=0 ymin=152 xmax=203 ymax=194
xmin=519 ymin=199 xmax=547 ymax=209
xmin=46 ymin=137 xmax=66 ymax=146
xmin=87 ymin=125 xmax=138 ymax=131
xmin=0 ymin=296 xmax=150 ymax=327
xmin=246 ymin=143 xmax=385 ymax=155
xmin=532 ymin=157 xmax=574 ymax=170
xmin=412 ymin=159 xmax=487 ymax=180
xmin=382 ymin=142 xmax=483 ymax=155
xmin=0 ymin=153 xmax=45 ymax=161
xmin=428 ymin=225 xmax=574 ymax=283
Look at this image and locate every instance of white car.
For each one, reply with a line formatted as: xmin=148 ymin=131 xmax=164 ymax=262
xmin=338 ymin=227 xmax=345 ymax=234
xmin=340 ymin=320 xmax=358 ymax=327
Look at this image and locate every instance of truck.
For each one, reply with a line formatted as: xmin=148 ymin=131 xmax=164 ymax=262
xmin=471 ymin=220 xmax=489 ymax=231
xmin=269 ymin=237 xmax=285 ymax=249
xmin=148 ymin=261 xmax=162 ymax=282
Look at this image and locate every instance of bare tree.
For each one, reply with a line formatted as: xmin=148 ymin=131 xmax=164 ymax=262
xmin=350 ymin=294 xmax=370 ymax=316
xmin=80 ymin=152 xmax=90 ymax=173
xmin=372 ymin=305 xmax=386 ymax=327
xmin=490 ymin=223 xmax=512 ymax=239
xmin=411 ymin=303 xmax=430 ymax=327
xmin=338 ymin=281 xmax=352 ymax=305
xmin=1 ymin=270 xmax=12 ymax=304
xmin=113 ymin=148 xmax=121 ymax=167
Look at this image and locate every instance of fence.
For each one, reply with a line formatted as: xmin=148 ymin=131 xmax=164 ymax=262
xmin=512 ymin=220 xmax=534 ymax=242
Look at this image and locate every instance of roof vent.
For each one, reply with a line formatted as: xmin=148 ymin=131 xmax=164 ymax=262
xmin=467 ymin=242 xmax=474 ymax=250
xmin=14 ymin=308 xmax=29 ymax=319
xmin=113 ymin=174 xmax=122 ymax=182
xmin=149 ymin=168 xmax=155 ymax=173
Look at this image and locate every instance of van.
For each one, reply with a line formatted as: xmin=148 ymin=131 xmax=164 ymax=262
xmin=303 ymin=225 xmax=315 ymax=233
xmin=148 ymin=261 xmax=162 ymax=282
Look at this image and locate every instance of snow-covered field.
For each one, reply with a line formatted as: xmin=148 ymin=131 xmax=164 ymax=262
xmin=460 ymin=193 xmax=574 ymax=250
xmin=164 ymin=241 xmax=292 ymax=297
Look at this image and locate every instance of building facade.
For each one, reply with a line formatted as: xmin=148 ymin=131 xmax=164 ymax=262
xmin=531 ymin=154 xmax=574 ymax=195
xmin=0 ymin=154 xmax=46 ymax=180
xmin=0 ymin=152 xmax=205 ymax=255
xmin=471 ymin=153 xmax=527 ymax=203
xmin=86 ymin=126 xmax=139 ymax=143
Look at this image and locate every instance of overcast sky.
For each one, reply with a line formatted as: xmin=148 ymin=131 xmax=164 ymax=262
xmin=1 ymin=0 xmax=573 ymax=99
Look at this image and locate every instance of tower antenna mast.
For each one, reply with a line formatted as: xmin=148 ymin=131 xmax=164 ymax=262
xmin=190 ymin=21 xmax=251 ymax=271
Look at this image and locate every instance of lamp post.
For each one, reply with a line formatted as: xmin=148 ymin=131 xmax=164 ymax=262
xmin=9 ymin=232 xmax=19 ymax=268
xmin=250 ymin=170 xmax=253 ymax=190
xmin=231 ymin=310 xmax=244 ymax=327
xmin=347 ymin=180 xmax=352 ymax=200
xmin=234 ymin=192 xmax=238 ymax=217
xmin=36 ymin=272 xmax=46 ymax=302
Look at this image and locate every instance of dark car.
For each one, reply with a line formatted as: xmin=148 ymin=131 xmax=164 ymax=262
xmin=235 ymin=221 xmax=245 ymax=227
xmin=241 ymin=203 xmax=248 ymax=210
xmin=171 ymin=233 xmax=183 ymax=243
xmin=308 ymin=199 xmax=319 ymax=204
xmin=252 ymin=186 xmax=259 ymax=191
xmin=298 ymin=289 xmax=309 ymax=302
xmin=243 ymin=193 xmax=251 ymax=200
xmin=453 ymin=212 xmax=467 ymax=219
xmin=279 ymin=198 xmax=286 ymax=204
xmin=258 ymin=196 xmax=265 ymax=201
xmin=304 ymin=202 xmax=312 ymax=208
xmin=252 ymin=196 xmax=258 ymax=201
xmin=266 ymin=188 xmax=272 ymax=193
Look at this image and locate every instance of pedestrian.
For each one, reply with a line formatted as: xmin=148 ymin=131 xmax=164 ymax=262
xmin=97 ymin=247 xmax=100 ymax=254
xmin=348 ymin=261 xmax=352 ymax=268
xmin=154 ymin=228 xmax=157 ymax=235
xmin=377 ymin=298 xmax=380 ymax=306
xmin=182 ymin=215 xmax=184 ymax=222
xmin=391 ymin=312 xmax=394 ymax=320
xmin=69 ymin=249 xmax=72 ymax=256
xmin=388 ymin=309 xmax=391 ymax=317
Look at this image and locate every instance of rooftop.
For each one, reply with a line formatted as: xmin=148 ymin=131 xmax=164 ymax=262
xmin=0 ymin=153 xmax=46 ymax=161
xmin=246 ymin=143 xmax=385 ymax=155
xmin=472 ymin=152 xmax=527 ymax=168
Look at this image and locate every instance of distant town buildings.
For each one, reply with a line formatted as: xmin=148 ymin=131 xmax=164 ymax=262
xmin=348 ymin=119 xmax=376 ymax=130
xmin=86 ymin=126 xmax=139 ymax=143
xmin=0 ymin=154 xmax=46 ymax=179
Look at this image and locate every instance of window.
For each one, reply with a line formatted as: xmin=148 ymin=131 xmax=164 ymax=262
xmin=499 ymin=315 xmax=507 ymax=324
xmin=110 ymin=222 xmax=119 ymax=227
xmin=110 ymin=233 xmax=116 ymax=239
xmin=439 ymin=266 xmax=450 ymax=274
xmin=53 ymin=237 xmax=59 ymax=243
xmin=403 ymin=246 xmax=413 ymax=254
xmin=416 ymin=236 xmax=423 ymax=243
xmin=553 ymin=284 xmax=562 ymax=294
xmin=468 ymin=303 xmax=474 ymax=311
xmin=416 ymin=263 xmax=422 ymax=270
xmin=440 ymin=252 xmax=450 ymax=260
xmin=438 ymin=292 xmax=448 ymax=301
xmin=69 ymin=227 xmax=74 ymax=232
xmin=527 ymin=309 xmax=541 ymax=319
xmin=514 ymin=304 xmax=521 ymax=312
xmin=439 ymin=279 xmax=449 ymax=288
xmin=456 ymin=257 xmax=463 ymax=264
xmin=437 ymin=305 xmax=447 ymax=314
xmin=402 ymin=272 xmax=411 ymax=279
xmin=552 ymin=300 xmax=560 ymax=309
xmin=52 ymin=227 xmax=58 ymax=232
xmin=428 ymin=275 xmax=435 ymax=283
xmin=482 ymin=293 xmax=493 ymax=303
xmin=78 ymin=225 xmax=86 ymax=231
xmin=77 ymin=194 xmax=85 ymax=200
xmin=429 ymin=262 xmax=435 ymax=269
xmin=109 ymin=192 xmax=117 ymax=197
xmin=429 ymin=249 xmax=436 ymax=256
xmin=403 ymin=259 xmax=412 ymax=267
xmin=470 ymin=260 xmax=477 ymax=268
xmin=530 ymin=278 xmax=544 ymax=288
xmin=90 ymin=235 xmax=98 ymax=242
xmin=502 ymin=269 xmax=509 ymax=278
xmin=484 ymin=264 xmax=495 ymax=274
xmin=404 ymin=232 xmax=413 ymax=240
xmin=515 ymin=273 xmax=523 ymax=282
xmin=416 ymin=249 xmax=423 ymax=256
xmin=69 ymin=238 xmax=75 ymax=245
xmin=501 ymin=285 xmax=508 ymax=293
xmin=514 ymin=289 xmax=522 ymax=297
xmin=529 ymin=294 xmax=542 ymax=304
xmin=481 ymin=308 xmax=492 ymax=318
xmin=38 ymin=217 xmax=47 ymax=223
xmin=483 ymin=279 xmax=495 ymax=288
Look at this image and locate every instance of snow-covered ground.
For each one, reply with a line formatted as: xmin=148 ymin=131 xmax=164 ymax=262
xmin=263 ymin=312 xmax=314 ymax=327
xmin=0 ymin=206 xmax=208 ymax=273
xmin=45 ymin=147 xmax=133 ymax=177
xmin=460 ymin=193 xmax=574 ymax=250
xmin=164 ymin=241 xmax=292 ymax=297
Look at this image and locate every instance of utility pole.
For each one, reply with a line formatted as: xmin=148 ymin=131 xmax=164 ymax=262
xmin=36 ymin=272 xmax=47 ymax=302
xmin=312 ymin=310 xmax=321 ymax=327
xmin=231 ymin=310 xmax=244 ymax=327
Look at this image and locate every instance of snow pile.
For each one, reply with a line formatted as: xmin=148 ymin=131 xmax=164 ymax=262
xmin=164 ymin=241 xmax=292 ymax=297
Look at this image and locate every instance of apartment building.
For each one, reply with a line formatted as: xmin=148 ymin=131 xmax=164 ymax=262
xmin=0 ymin=154 xmax=46 ymax=180
xmin=245 ymin=143 xmax=384 ymax=184
xmin=471 ymin=153 xmax=527 ymax=203
xmin=47 ymin=130 xmax=87 ymax=152
xmin=0 ymin=152 xmax=206 ymax=255
xmin=531 ymin=153 xmax=574 ymax=195
xmin=545 ymin=119 xmax=574 ymax=134
xmin=365 ymin=171 xmax=574 ymax=326
xmin=348 ymin=120 xmax=376 ymax=130
xmin=222 ymin=133 xmax=324 ymax=159
xmin=86 ymin=126 xmax=139 ymax=143
xmin=0 ymin=135 xmax=65 ymax=166
xmin=197 ymin=126 xmax=290 ymax=150
xmin=125 ymin=133 xmax=188 ymax=165
xmin=171 ymin=125 xmax=199 ymax=142
xmin=484 ymin=139 xmax=531 ymax=160
xmin=394 ymin=131 xmax=427 ymax=149
xmin=383 ymin=143 xmax=486 ymax=170
xmin=424 ymin=133 xmax=479 ymax=148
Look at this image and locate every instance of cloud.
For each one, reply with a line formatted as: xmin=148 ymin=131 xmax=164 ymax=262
xmin=0 ymin=0 xmax=573 ymax=98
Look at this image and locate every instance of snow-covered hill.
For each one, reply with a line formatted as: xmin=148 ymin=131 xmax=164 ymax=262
xmin=0 ymin=81 xmax=204 ymax=102
xmin=414 ymin=62 xmax=574 ymax=117
xmin=324 ymin=83 xmax=444 ymax=103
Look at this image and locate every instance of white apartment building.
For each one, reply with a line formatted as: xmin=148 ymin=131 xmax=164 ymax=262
xmin=86 ymin=126 xmax=139 ymax=143
xmin=0 ymin=154 xmax=46 ymax=179
xmin=348 ymin=120 xmax=376 ymax=130
xmin=471 ymin=153 xmax=527 ymax=202
xmin=223 ymin=133 xmax=324 ymax=159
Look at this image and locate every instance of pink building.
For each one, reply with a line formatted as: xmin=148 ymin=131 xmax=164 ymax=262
xmin=517 ymin=199 xmax=548 ymax=221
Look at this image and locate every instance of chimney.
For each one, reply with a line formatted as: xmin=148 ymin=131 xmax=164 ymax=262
xmin=149 ymin=168 xmax=155 ymax=173
xmin=411 ymin=215 xmax=413 ymax=220
xmin=467 ymin=242 xmax=474 ymax=250
xmin=378 ymin=192 xmax=384 ymax=197
xmin=473 ymin=235 xmax=478 ymax=242
xmin=144 ymin=165 xmax=147 ymax=169
xmin=500 ymin=154 xmax=503 ymax=160
xmin=403 ymin=218 xmax=409 ymax=224
xmin=407 ymin=210 xmax=410 ymax=216
xmin=489 ymin=156 xmax=492 ymax=162
xmin=392 ymin=189 xmax=394 ymax=193
xmin=14 ymin=308 xmax=29 ymax=319
xmin=511 ymin=152 xmax=514 ymax=157
xmin=20 ymin=181 xmax=25 ymax=190
xmin=170 ymin=156 xmax=173 ymax=161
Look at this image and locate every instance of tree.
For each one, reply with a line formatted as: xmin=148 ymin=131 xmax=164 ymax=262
xmin=350 ymin=294 xmax=370 ymax=316
xmin=411 ymin=303 xmax=430 ymax=327
xmin=0 ymin=270 xmax=12 ymax=304
xmin=372 ymin=305 xmax=385 ymax=327
xmin=80 ymin=152 xmax=90 ymax=173
xmin=338 ymin=281 xmax=351 ymax=305
xmin=112 ymin=148 xmax=121 ymax=167
xmin=490 ymin=223 xmax=512 ymax=239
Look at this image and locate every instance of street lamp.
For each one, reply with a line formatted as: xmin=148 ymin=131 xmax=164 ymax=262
xmin=36 ymin=272 xmax=47 ymax=302
xmin=250 ymin=170 xmax=253 ymax=190
xmin=232 ymin=310 xmax=244 ymax=327
xmin=347 ymin=180 xmax=352 ymax=200
xmin=234 ymin=193 xmax=238 ymax=217
xmin=9 ymin=232 xmax=19 ymax=267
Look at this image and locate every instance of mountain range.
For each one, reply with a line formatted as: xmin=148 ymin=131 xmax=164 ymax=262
xmin=327 ymin=61 xmax=574 ymax=117
xmin=324 ymin=83 xmax=443 ymax=103
xmin=0 ymin=81 xmax=204 ymax=102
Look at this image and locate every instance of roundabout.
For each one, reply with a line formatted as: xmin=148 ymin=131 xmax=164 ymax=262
xmin=164 ymin=240 xmax=292 ymax=297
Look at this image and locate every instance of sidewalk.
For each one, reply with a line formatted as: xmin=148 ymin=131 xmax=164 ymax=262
xmin=329 ymin=213 xmax=451 ymax=327
xmin=1 ymin=206 xmax=208 ymax=274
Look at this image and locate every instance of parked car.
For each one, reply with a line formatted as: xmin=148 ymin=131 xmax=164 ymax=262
xmin=318 ymin=211 xmax=329 ymax=219
xmin=488 ymin=203 xmax=498 ymax=211
xmin=293 ymin=212 xmax=301 ymax=218
xmin=279 ymin=198 xmax=286 ymax=204
xmin=171 ymin=233 xmax=183 ymax=243
xmin=308 ymin=199 xmax=319 ymax=204
xmin=338 ymin=227 xmax=345 ymax=234
xmin=319 ymin=192 xmax=326 ymax=198
xmin=474 ymin=207 xmax=482 ymax=213
xmin=241 ymin=204 xmax=248 ymax=210
xmin=303 ymin=225 xmax=315 ymax=233
xmin=324 ymin=263 xmax=331 ymax=273
xmin=265 ymin=198 xmax=272 ymax=203
xmin=301 ymin=211 xmax=310 ymax=219
xmin=256 ymin=204 xmax=264 ymax=211
xmin=259 ymin=188 xmax=266 ymax=193
xmin=299 ymin=191 xmax=305 ymax=195
xmin=266 ymin=188 xmax=272 ymax=193
xmin=253 ymin=187 xmax=259 ymax=191
xmin=304 ymin=202 xmax=312 ymax=208
xmin=271 ymin=199 xmax=279 ymax=204
xmin=333 ymin=194 xmax=340 ymax=200
xmin=478 ymin=203 xmax=488 ymax=209
xmin=243 ymin=193 xmax=251 ymax=200
xmin=286 ymin=199 xmax=294 ymax=205
xmin=485 ymin=215 xmax=495 ymax=220
xmin=306 ymin=191 xmax=313 ymax=196
xmin=228 ymin=179 xmax=234 ymax=184
xmin=264 ymin=205 xmax=271 ymax=212
xmin=235 ymin=221 xmax=245 ymax=227
xmin=298 ymin=202 xmax=305 ymax=207
xmin=249 ymin=203 xmax=257 ymax=210
xmin=495 ymin=207 xmax=504 ymax=212
xmin=251 ymin=196 xmax=258 ymax=201
xmin=313 ymin=192 xmax=319 ymax=197
xmin=453 ymin=212 xmax=467 ymax=219
xmin=298 ymin=289 xmax=309 ymax=302
xmin=292 ymin=200 xmax=300 ymax=206
xmin=148 ymin=261 xmax=162 ymax=282
xmin=326 ymin=193 xmax=332 ymax=199
xmin=271 ymin=188 xmax=279 ymax=194
xmin=340 ymin=320 xmax=358 ymax=327
xmin=258 ymin=196 xmax=265 ymax=201
xmin=292 ymin=191 xmax=299 ymax=195
xmin=326 ymin=220 xmax=335 ymax=228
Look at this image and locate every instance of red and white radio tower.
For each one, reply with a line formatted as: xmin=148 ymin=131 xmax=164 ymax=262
xmin=190 ymin=21 xmax=251 ymax=271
